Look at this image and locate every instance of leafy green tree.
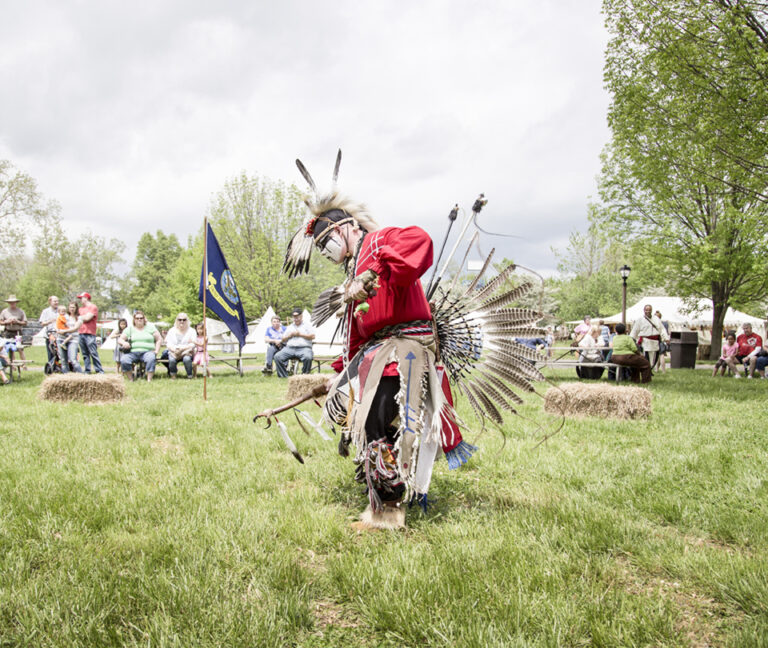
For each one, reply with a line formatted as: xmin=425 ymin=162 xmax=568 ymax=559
xmin=15 ymin=210 xmax=125 ymax=312
xmin=549 ymin=206 xmax=662 ymax=323
xmin=208 ymin=172 xmax=344 ymax=319
xmin=129 ymin=230 xmax=183 ymax=316
xmin=146 ymin=236 xmax=205 ymax=323
xmin=0 ymin=160 xmax=51 ymax=290
xmin=601 ymin=0 xmax=768 ymax=357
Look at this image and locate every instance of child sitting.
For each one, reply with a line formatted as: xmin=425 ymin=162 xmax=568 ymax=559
xmin=713 ymin=333 xmax=738 ymax=377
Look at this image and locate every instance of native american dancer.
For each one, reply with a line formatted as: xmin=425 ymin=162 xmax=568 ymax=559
xmin=256 ymin=150 xmax=546 ymax=529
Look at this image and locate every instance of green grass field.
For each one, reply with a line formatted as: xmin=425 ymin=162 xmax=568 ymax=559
xmin=1 ymin=348 xmax=766 ymax=647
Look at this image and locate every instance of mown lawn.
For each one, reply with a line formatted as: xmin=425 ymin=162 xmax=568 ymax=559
xmin=1 ymin=352 xmax=766 ymax=647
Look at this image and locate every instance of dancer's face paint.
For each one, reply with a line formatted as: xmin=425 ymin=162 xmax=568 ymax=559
xmin=317 ymin=227 xmax=347 ymax=263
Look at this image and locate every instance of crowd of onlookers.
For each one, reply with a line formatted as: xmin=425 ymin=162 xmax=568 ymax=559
xmin=570 ymin=305 xmax=768 ymax=383
xmin=262 ymin=308 xmax=315 ymax=378
xmin=4 ymin=292 xmax=765 ymax=386
xmin=0 ymin=292 xmax=319 ymax=384
xmin=1 ymin=293 xmax=213 ymax=383
xmin=712 ymin=323 xmax=765 ymax=379
xmin=569 ymin=306 xmax=670 ymax=383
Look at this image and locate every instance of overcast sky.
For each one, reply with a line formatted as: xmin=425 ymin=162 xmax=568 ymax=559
xmin=0 ymin=0 xmax=610 ymax=277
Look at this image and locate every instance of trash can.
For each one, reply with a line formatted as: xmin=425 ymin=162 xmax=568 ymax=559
xmin=669 ymin=330 xmax=698 ymax=369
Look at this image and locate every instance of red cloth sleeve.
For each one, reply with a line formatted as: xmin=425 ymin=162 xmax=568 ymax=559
xmin=366 ymin=226 xmax=433 ymax=287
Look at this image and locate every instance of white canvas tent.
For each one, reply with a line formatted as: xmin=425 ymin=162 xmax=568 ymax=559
xmin=205 ymin=317 xmax=236 ymax=351
xmin=31 ymin=328 xmax=47 ymax=347
xmin=241 ymin=306 xmax=276 ymax=354
xmin=313 ymin=314 xmax=344 ymax=357
xmin=600 ymin=296 xmax=766 ymax=338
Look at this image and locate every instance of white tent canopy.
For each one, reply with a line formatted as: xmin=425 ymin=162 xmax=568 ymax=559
xmin=242 ymin=306 xmax=276 ymax=354
xmin=576 ymin=296 xmax=764 ymax=343
xmin=600 ymin=296 xmax=764 ymax=330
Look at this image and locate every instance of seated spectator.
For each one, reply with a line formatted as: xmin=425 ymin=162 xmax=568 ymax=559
xmin=165 ymin=313 xmax=196 ymax=379
xmin=0 ymin=294 xmax=28 ymax=366
xmin=713 ymin=332 xmax=738 ymax=377
xmin=274 ymin=308 xmax=315 ymax=377
xmin=0 ymin=345 xmax=9 ymax=384
xmin=598 ymin=319 xmax=611 ymax=360
xmin=262 ymin=315 xmax=286 ymax=375
xmin=755 ymin=350 xmax=768 ymax=379
xmin=513 ymin=336 xmax=547 ymax=351
xmin=577 ymin=325 xmax=606 ymax=380
xmin=513 ymin=336 xmax=547 ymax=365
xmin=725 ymin=323 xmax=762 ymax=378
xmin=118 ymin=310 xmax=161 ymax=382
xmin=610 ymin=322 xmax=652 ymax=383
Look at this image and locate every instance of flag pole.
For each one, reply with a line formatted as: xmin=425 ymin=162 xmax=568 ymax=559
xmin=203 ymin=215 xmax=208 ymax=402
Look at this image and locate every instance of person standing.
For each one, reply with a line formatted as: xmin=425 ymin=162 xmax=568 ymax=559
xmin=56 ymin=302 xmax=83 ymax=373
xmin=108 ymin=319 xmax=128 ymax=373
xmin=264 ymin=151 xmax=480 ymax=529
xmin=77 ymin=292 xmax=104 ymax=374
xmin=654 ymin=310 xmax=670 ymax=372
xmin=165 ymin=313 xmax=197 ymax=378
xmin=574 ymin=316 xmax=592 ymax=340
xmin=630 ymin=304 xmax=669 ymax=370
xmin=39 ymin=295 xmax=60 ymax=366
xmin=0 ymin=295 xmax=28 ymax=366
xmin=274 ymin=309 xmax=315 ymax=377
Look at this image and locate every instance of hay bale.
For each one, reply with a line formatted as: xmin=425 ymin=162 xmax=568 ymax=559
xmin=286 ymin=374 xmax=329 ymax=401
xmin=544 ymin=382 xmax=652 ymax=420
xmin=39 ymin=374 xmax=126 ymax=404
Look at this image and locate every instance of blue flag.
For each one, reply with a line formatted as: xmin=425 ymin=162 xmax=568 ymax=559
xmin=199 ymin=223 xmax=248 ymax=348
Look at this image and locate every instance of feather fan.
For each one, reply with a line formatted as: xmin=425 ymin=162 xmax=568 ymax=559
xmin=431 ymin=243 xmax=548 ymax=427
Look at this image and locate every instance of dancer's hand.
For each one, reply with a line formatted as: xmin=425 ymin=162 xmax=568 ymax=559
xmin=344 ymin=279 xmax=369 ymax=302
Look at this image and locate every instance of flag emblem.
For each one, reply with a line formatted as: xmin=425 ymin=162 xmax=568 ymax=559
xmin=221 ymin=270 xmax=239 ymax=304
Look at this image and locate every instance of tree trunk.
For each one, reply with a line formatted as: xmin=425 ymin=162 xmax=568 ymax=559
xmin=710 ymin=291 xmax=728 ymax=360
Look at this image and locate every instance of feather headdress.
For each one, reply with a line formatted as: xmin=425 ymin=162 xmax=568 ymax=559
xmin=283 ymin=150 xmax=380 ymax=278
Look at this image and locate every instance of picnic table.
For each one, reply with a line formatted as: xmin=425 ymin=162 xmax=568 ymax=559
xmin=7 ymin=360 xmax=33 ymax=383
xmin=537 ymin=346 xmax=625 ymax=383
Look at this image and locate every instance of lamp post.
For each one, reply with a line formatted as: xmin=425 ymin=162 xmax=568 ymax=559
xmin=619 ymin=264 xmax=631 ymax=325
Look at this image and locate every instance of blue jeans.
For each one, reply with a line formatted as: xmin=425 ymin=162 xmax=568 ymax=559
xmin=274 ymin=345 xmax=313 ymax=377
xmin=168 ymin=352 xmax=193 ymax=377
xmin=265 ymin=343 xmax=281 ymax=369
xmin=79 ymin=334 xmax=104 ymax=373
xmin=58 ymin=339 xmax=82 ymax=373
xmin=121 ymin=351 xmax=157 ymax=374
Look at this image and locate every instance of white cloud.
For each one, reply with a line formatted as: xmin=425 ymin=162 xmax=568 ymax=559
xmin=0 ymin=0 xmax=610 ymax=273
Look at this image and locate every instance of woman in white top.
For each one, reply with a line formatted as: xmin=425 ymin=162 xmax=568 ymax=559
xmin=165 ymin=312 xmax=197 ymax=378
xmin=577 ymin=325 xmax=606 ymax=379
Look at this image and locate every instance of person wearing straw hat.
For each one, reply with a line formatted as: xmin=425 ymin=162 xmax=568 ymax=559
xmin=0 ymin=294 xmax=28 ymax=366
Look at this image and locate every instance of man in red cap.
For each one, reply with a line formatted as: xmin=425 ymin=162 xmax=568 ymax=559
xmin=77 ymin=292 xmax=103 ymax=374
